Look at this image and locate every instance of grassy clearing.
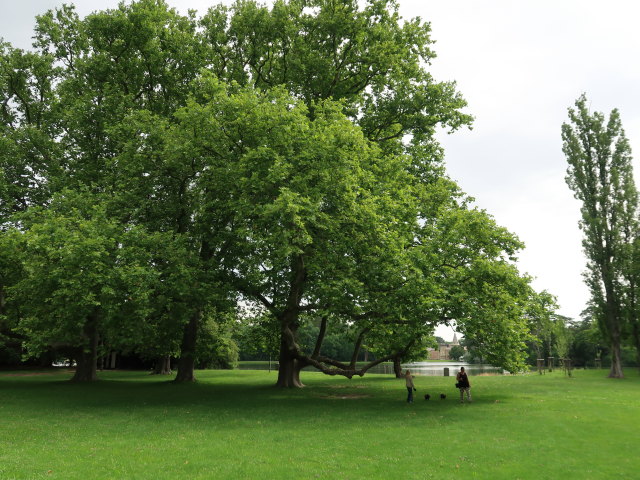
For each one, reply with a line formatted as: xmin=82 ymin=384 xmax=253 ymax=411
xmin=1 ymin=368 xmax=639 ymax=479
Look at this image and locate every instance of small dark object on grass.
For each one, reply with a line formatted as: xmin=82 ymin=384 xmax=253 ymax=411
xmin=440 ymin=393 xmax=446 ymax=400
xmin=424 ymin=394 xmax=430 ymax=400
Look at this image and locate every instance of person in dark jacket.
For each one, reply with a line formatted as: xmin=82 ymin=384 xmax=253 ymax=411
xmin=456 ymin=367 xmax=472 ymax=403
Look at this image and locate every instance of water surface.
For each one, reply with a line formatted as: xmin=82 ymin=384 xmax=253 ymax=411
xmin=237 ymin=360 xmax=503 ymax=376
xmin=400 ymin=361 xmax=503 ymax=376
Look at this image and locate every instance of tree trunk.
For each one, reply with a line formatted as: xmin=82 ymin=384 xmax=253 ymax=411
xmin=629 ymin=270 xmax=640 ymax=372
xmin=275 ymin=254 xmax=307 ymax=388
xmin=633 ymin=330 xmax=640 ymax=374
xmin=604 ymin=293 xmax=624 ymax=378
xmin=629 ymin=316 xmax=640 ymax=373
xmin=393 ymin=355 xmax=403 ymax=378
xmin=0 ymin=284 xmax=6 ymax=317
xmin=602 ymin=265 xmax=624 ymax=378
xmin=38 ymin=350 xmax=54 ymax=368
xmin=153 ymin=355 xmax=172 ymax=375
xmin=175 ymin=311 xmax=200 ymax=382
xmin=71 ymin=314 xmax=99 ymax=382
xmin=276 ymin=333 xmax=305 ymax=388
xmin=608 ymin=333 xmax=624 ymax=378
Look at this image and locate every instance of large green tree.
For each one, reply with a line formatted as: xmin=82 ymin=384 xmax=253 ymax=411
xmin=159 ymin=78 xmax=533 ymax=385
xmin=195 ymin=0 xmax=512 ymax=386
xmin=2 ymin=0 xmax=537 ymax=386
xmin=108 ymin=0 xmax=476 ymax=385
xmin=24 ymin=0 xmax=469 ymax=382
xmin=17 ymin=0 xmax=216 ymax=381
xmin=9 ymin=191 xmax=163 ymax=381
xmin=562 ymin=94 xmax=638 ymax=378
xmin=147 ymin=77 xmax=417 ymax=387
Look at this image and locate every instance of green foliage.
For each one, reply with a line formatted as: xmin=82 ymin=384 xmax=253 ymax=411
xmin=234 ymin=314 xmax=280 ymax=361
xmin=296 ymin=317 xmax=370 ymax=361
xmin=7 ymin=191 xmax=168 ymax=360
xmin=568 ymin=318 xmax=603 ymax=367
xmin=0 ymin=342 xmax=21 ymax=366
xmin=201 ymin=0 xmax=472 ymax=147
xmin=524 ymin=290 xmax=557 ymax=356
xmin=448 ymin=345 xmax=465 ymax=361
xmin=0 ymin=0 xmax=540 ymax=381
xmin=0 ymin=44 xmax=59 ymax=219
xmin=407 ymin=195 xmax=533 ymax=372
xmin=195 ymin=312 xmax=239 ymax=369
xmin=554 ymin=316 xmax=572 ymax=361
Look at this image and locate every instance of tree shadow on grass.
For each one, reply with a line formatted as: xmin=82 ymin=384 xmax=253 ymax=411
xmin=0 ymin=369 xmax=513 ymax=429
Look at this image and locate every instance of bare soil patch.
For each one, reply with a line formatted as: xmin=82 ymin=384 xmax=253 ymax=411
xmin=318 ymin=393 xmax=372 ymax=400
xmin=327 ymin=384 xmax=367 ymax=389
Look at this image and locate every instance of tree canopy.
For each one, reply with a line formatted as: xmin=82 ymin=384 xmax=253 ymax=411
xmin=1 ymin=0 xmax=540 ymax=385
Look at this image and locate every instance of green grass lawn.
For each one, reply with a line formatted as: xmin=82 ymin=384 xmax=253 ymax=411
xmin=1 ymin=368 xmax=639 ymax=480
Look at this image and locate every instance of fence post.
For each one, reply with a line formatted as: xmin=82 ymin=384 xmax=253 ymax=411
xmin=563 ymin=358 xmax=572 ymax=377
xmin=537 ymin=358 xmax=545 ymax=375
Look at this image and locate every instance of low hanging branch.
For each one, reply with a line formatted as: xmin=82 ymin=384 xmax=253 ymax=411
xmin=287 ymin=315 xmax=420 ymax=379
xmin=298 ymin=351 xmax=398 ymax=379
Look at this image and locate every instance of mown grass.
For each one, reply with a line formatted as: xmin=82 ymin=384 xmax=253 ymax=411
xmin=1 ymin=367 xmax=639 ymax=479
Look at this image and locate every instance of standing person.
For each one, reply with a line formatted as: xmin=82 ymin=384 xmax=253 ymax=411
xmin=405 ymin=369 xmax=416 ymax=403
xmin=456 ymin=367 xmax=472 ymax=403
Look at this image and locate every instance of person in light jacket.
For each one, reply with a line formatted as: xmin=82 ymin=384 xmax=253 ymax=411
xmin=405 ymin=369 xmax=416 ymax=403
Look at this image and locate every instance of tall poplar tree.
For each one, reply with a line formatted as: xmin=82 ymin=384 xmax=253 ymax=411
xmin=562 ymin=94 xmax=638 ymax=378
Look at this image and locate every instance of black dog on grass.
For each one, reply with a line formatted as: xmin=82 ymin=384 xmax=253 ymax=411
xmin=425 ymin=393 xmax=447 ymax=400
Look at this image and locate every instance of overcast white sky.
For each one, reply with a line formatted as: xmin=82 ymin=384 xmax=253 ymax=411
xmin=3 ymin=0 xmax=640 ymax=341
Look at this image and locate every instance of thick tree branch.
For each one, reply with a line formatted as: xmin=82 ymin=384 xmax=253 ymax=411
xmin=286 ymin=254 xmax=307 ymax=309
xmin=224 ymin=272 xmax=278 ymax=316
xmin=296 ymin=352 xmax=398 ymax=379
xmin=311 ymin=316 xmax=327 ymax=359
xmin=349 ymin=327 xmax=371 ymax=368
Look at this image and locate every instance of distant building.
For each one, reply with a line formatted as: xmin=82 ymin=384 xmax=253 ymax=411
xmin=427 ymin=333 xmax=462 ymax=360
